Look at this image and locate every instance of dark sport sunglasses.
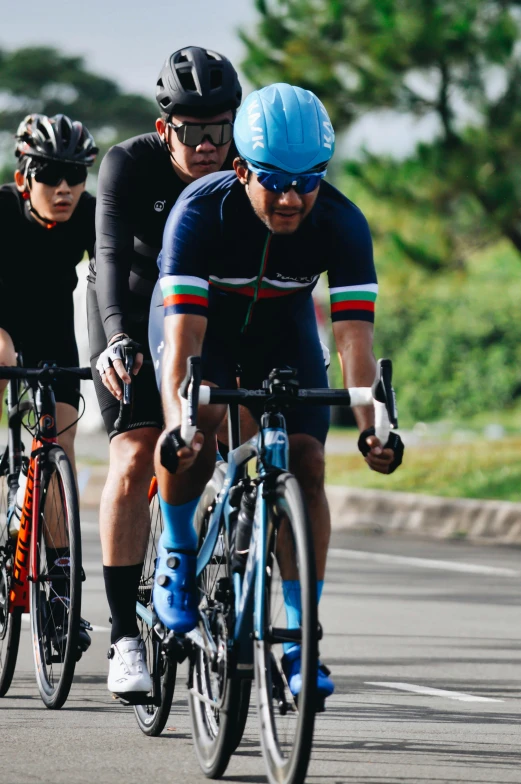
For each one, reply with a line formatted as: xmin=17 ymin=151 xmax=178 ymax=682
xmin=30 ymin=161 xmax=88 ymax=187
xmin=247 ymin=164 xmax=327 ymax=195
xmin=168 ymin=120 xmax=234 ymax=147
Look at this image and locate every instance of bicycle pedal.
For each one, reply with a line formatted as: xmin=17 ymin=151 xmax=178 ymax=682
xmin=163 ymin=630 xmax=189 ymax=664
xmin=112 ymin=691 xmax=155 ymax=706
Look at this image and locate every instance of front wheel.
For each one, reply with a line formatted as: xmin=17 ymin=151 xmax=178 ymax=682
xmin=133 ymin=477 xmax=176 ymax=736
xmin=31 ymin=446 xmax=82 ymax=709
xmin=0 ymin=455 xmax=22 ymax=697
xmin=189 ymin=462 xmax=252 ymax=778
xmin=255 ymin=472 xmax=318 ymax=784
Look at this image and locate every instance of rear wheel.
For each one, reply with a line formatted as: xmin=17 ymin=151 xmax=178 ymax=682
xmin=189 ymin=462 xmax=251 ymax=778
xmin=133 ymin=477 xmax=176 ymax=736
xmin=0 ymin=450 xmax=21 ymax=697
xmin=31 ymin=446 xmax=82 ymax=709
xmin=255 ymin=472 xmax=318 ymax=784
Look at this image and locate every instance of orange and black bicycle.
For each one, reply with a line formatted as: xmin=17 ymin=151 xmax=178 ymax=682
xmin=0 ymin=362 xmax=91 ymax=708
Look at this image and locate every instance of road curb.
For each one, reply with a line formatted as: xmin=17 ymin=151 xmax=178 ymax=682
xmin=79 ymin=464 xmax=521 ymax=545
xmin=327 ymin=486 xmax=521 ymax=545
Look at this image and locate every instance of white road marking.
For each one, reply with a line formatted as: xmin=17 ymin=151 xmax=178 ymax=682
xmin=21 ymin=614 xmax=110 ymax=632
xmin=329 ymin=548 xmax=520 ymax=577
xmin=365 ymin=681 xmax=504 ymax=703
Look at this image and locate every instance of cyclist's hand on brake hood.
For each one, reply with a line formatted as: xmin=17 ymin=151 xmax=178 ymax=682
xmin=96 ymin=335 xmax=143 ymax=400
xmin=357 ymin=428 xmax=404 ymax=475
xmin=158 ymin=426 xmax=204 ymax=475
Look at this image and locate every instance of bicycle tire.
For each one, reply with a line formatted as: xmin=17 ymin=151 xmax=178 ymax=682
xmin=255 ymin=472 xmax=318 ymax=784
xmin=0 ymin=453 xmax=22 ymax=697
xmin=189 ymin=462 xmax=252 ymax=778
xmin=31 ymin=446 xmax=82 ymax=709
xmin=133 ymin=477 xmax=176 ymax=736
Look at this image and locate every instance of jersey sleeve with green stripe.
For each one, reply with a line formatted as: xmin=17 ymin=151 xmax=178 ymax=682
xmin=159 ymin=191 xmax=218 ymax=318
xmin=324 ymin=198 xmax=377 ymax=324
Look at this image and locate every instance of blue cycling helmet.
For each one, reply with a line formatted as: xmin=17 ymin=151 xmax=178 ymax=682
xmin=234 ymin=83 xmax=335 ymax=175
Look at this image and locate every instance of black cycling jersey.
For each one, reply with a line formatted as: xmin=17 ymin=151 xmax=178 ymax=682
xmin=88 ymin=132 xmax=237 ymax=437
xmin=0 ymin=182 xmax=95 ymax=408
xmin=89 ymin=132 xmax=189 ymax=343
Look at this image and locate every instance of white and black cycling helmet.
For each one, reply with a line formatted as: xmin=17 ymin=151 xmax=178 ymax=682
xmin=15 ymin=113 xmax=98 ymax=166
xmin=156 ymin=46 xmax=242 ymax=119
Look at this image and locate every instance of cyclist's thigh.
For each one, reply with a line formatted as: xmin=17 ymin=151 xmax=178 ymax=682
xmin=89 ymin=285 xmax=162 ymax=440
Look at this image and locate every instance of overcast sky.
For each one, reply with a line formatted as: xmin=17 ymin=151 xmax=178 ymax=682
xmin=2 ymin=0 xmax=256 ymax=94
xmin=1 ymin=0 xmax=437 ymax=157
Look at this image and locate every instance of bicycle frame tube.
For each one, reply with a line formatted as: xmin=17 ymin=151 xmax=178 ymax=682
xmin=9 ymin=382 xmax=59 ymax=610
xmin=252 ymin=422 xmax=289 ymax=641
xmin=196 ymin=440 xmax=257 ymax=578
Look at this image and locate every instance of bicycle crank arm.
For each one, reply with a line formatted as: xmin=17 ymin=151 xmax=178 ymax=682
xmin=266 ymin=622 xmax=323 ymax=645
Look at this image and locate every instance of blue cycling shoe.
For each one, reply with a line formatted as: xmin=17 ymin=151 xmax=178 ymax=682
xmin=281 ymin=645 xmax=335 ymax=708
xmin=153 ymin=539 xmax=198 ymax=633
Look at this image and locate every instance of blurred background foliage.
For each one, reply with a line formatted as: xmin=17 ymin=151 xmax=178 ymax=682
xmin=0 ymin=45 xmax=157 ymax=182
xmin=242 ymin=0 xmax=521 ymax=423
xmin=0 ymin=1 xmax=520 ymax=428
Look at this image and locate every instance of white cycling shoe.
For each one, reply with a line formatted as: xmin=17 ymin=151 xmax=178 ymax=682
xmin=107 ymin=635 xmax=152 ymax=695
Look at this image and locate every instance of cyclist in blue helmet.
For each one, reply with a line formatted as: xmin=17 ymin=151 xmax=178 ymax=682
xmin=149 ymin=83 xmax=404 ymax=707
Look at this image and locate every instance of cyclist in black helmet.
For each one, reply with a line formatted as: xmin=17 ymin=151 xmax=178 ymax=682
xmin=87 ymin=46 xmax=242 ymax=696
xmin=0 ymin=112 xmax=97 ymax=655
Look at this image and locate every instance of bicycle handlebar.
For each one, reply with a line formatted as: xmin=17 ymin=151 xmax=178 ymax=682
xmin=0 ymin=365 xmax=92 ymax=381
xmin=179 ymin=356 xmax=398 ymax=446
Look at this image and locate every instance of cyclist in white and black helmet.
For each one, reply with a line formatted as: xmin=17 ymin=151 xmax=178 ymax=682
xmin=87 ymin=46 xmax=242 ymax=695
xmin=0 ymin=112 xmax=98 ymax=656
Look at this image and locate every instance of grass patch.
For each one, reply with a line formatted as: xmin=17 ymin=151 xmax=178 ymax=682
xmin=326 ymin=436 xmax=521 ymax=502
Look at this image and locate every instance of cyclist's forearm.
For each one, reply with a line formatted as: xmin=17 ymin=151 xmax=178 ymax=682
xmin=333 ymin=320 xmax=377 ymax=431
xmin=162 ymin=314 xmax=207 ymax=430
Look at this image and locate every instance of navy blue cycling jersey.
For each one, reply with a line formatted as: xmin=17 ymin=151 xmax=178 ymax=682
xmin=158 ymin=171 xmax=377 ymax=329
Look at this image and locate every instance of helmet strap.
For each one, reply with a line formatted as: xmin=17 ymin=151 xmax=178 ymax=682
xmin=25 ymin=176 xmax=57 ymax=229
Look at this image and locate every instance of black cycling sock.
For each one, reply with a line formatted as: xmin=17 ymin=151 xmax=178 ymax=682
xmin=103 ymin=563 xmax=143 ymax=644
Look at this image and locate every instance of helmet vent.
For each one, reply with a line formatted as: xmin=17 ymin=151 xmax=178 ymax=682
xmin=178 ymin=71 xmax=197 ymax=93
xmin=209 ymin=69 xmax=223 ymax=90
xmin=177 ymin=52 xmax=189 ymax=63
xmin=157 ymin=78 xmax=164 ymax=88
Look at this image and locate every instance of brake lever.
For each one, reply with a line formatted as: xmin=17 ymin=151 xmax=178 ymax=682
xmin=114 ymin=347 xmax=134 ymax=432
xmin=372 ymin=358 xmax=398 ymax=429
xmin=179 ymin=355 xmax=202 ymax=445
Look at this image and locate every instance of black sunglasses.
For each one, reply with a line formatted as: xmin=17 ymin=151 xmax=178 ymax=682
xmin=31 ymin=161 xmax=88 ymax=187
xmin=168 ymin=120 xmax=233 ymax=147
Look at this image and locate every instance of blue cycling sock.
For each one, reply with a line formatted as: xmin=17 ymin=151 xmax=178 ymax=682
xmin=157 ymin=492 xmax=200 ymax=551
xmin=282 ymin=579 xmax=324 ymax=654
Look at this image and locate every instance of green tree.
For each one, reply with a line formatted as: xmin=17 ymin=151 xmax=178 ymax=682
xmin=241 ymin=1 xmax=521 ymax=269
xmin=0 ymin=46 xmax=157 ymax=169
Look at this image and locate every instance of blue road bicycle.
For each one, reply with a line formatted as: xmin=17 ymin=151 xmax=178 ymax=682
xmin=130 ymin=356 xmax=397 ymax=784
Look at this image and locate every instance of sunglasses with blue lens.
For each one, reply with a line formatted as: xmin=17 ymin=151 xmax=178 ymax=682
xmin=248 ymin=165 xmax=327 ymax=195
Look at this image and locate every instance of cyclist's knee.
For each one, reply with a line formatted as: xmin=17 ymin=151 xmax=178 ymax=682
xmin=289 ymin=435 xmax=326 ymax=501
xmin=0 ymin=328 xmax=16 ymax=371
xmin=109 ymin=428 xmax=159 ymax=481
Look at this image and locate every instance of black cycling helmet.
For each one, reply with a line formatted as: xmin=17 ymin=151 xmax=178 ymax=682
xmin=156 ymin=46 xmax=242 ymax=119
xmin=15 ymin=113 xmax=98 ymax=165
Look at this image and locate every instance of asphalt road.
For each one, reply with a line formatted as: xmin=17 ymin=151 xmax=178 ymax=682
xmin=1 ymin=517 xmax=520 ymax=784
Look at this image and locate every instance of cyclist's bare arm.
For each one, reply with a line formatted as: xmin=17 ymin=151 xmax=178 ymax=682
xmin=333 ymin=319 xmax=394 ymax=471
xmin=162 ymin=313 xmax=207 ymax=429
xmin=333 ymin=320 xmax=376 ymax=430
